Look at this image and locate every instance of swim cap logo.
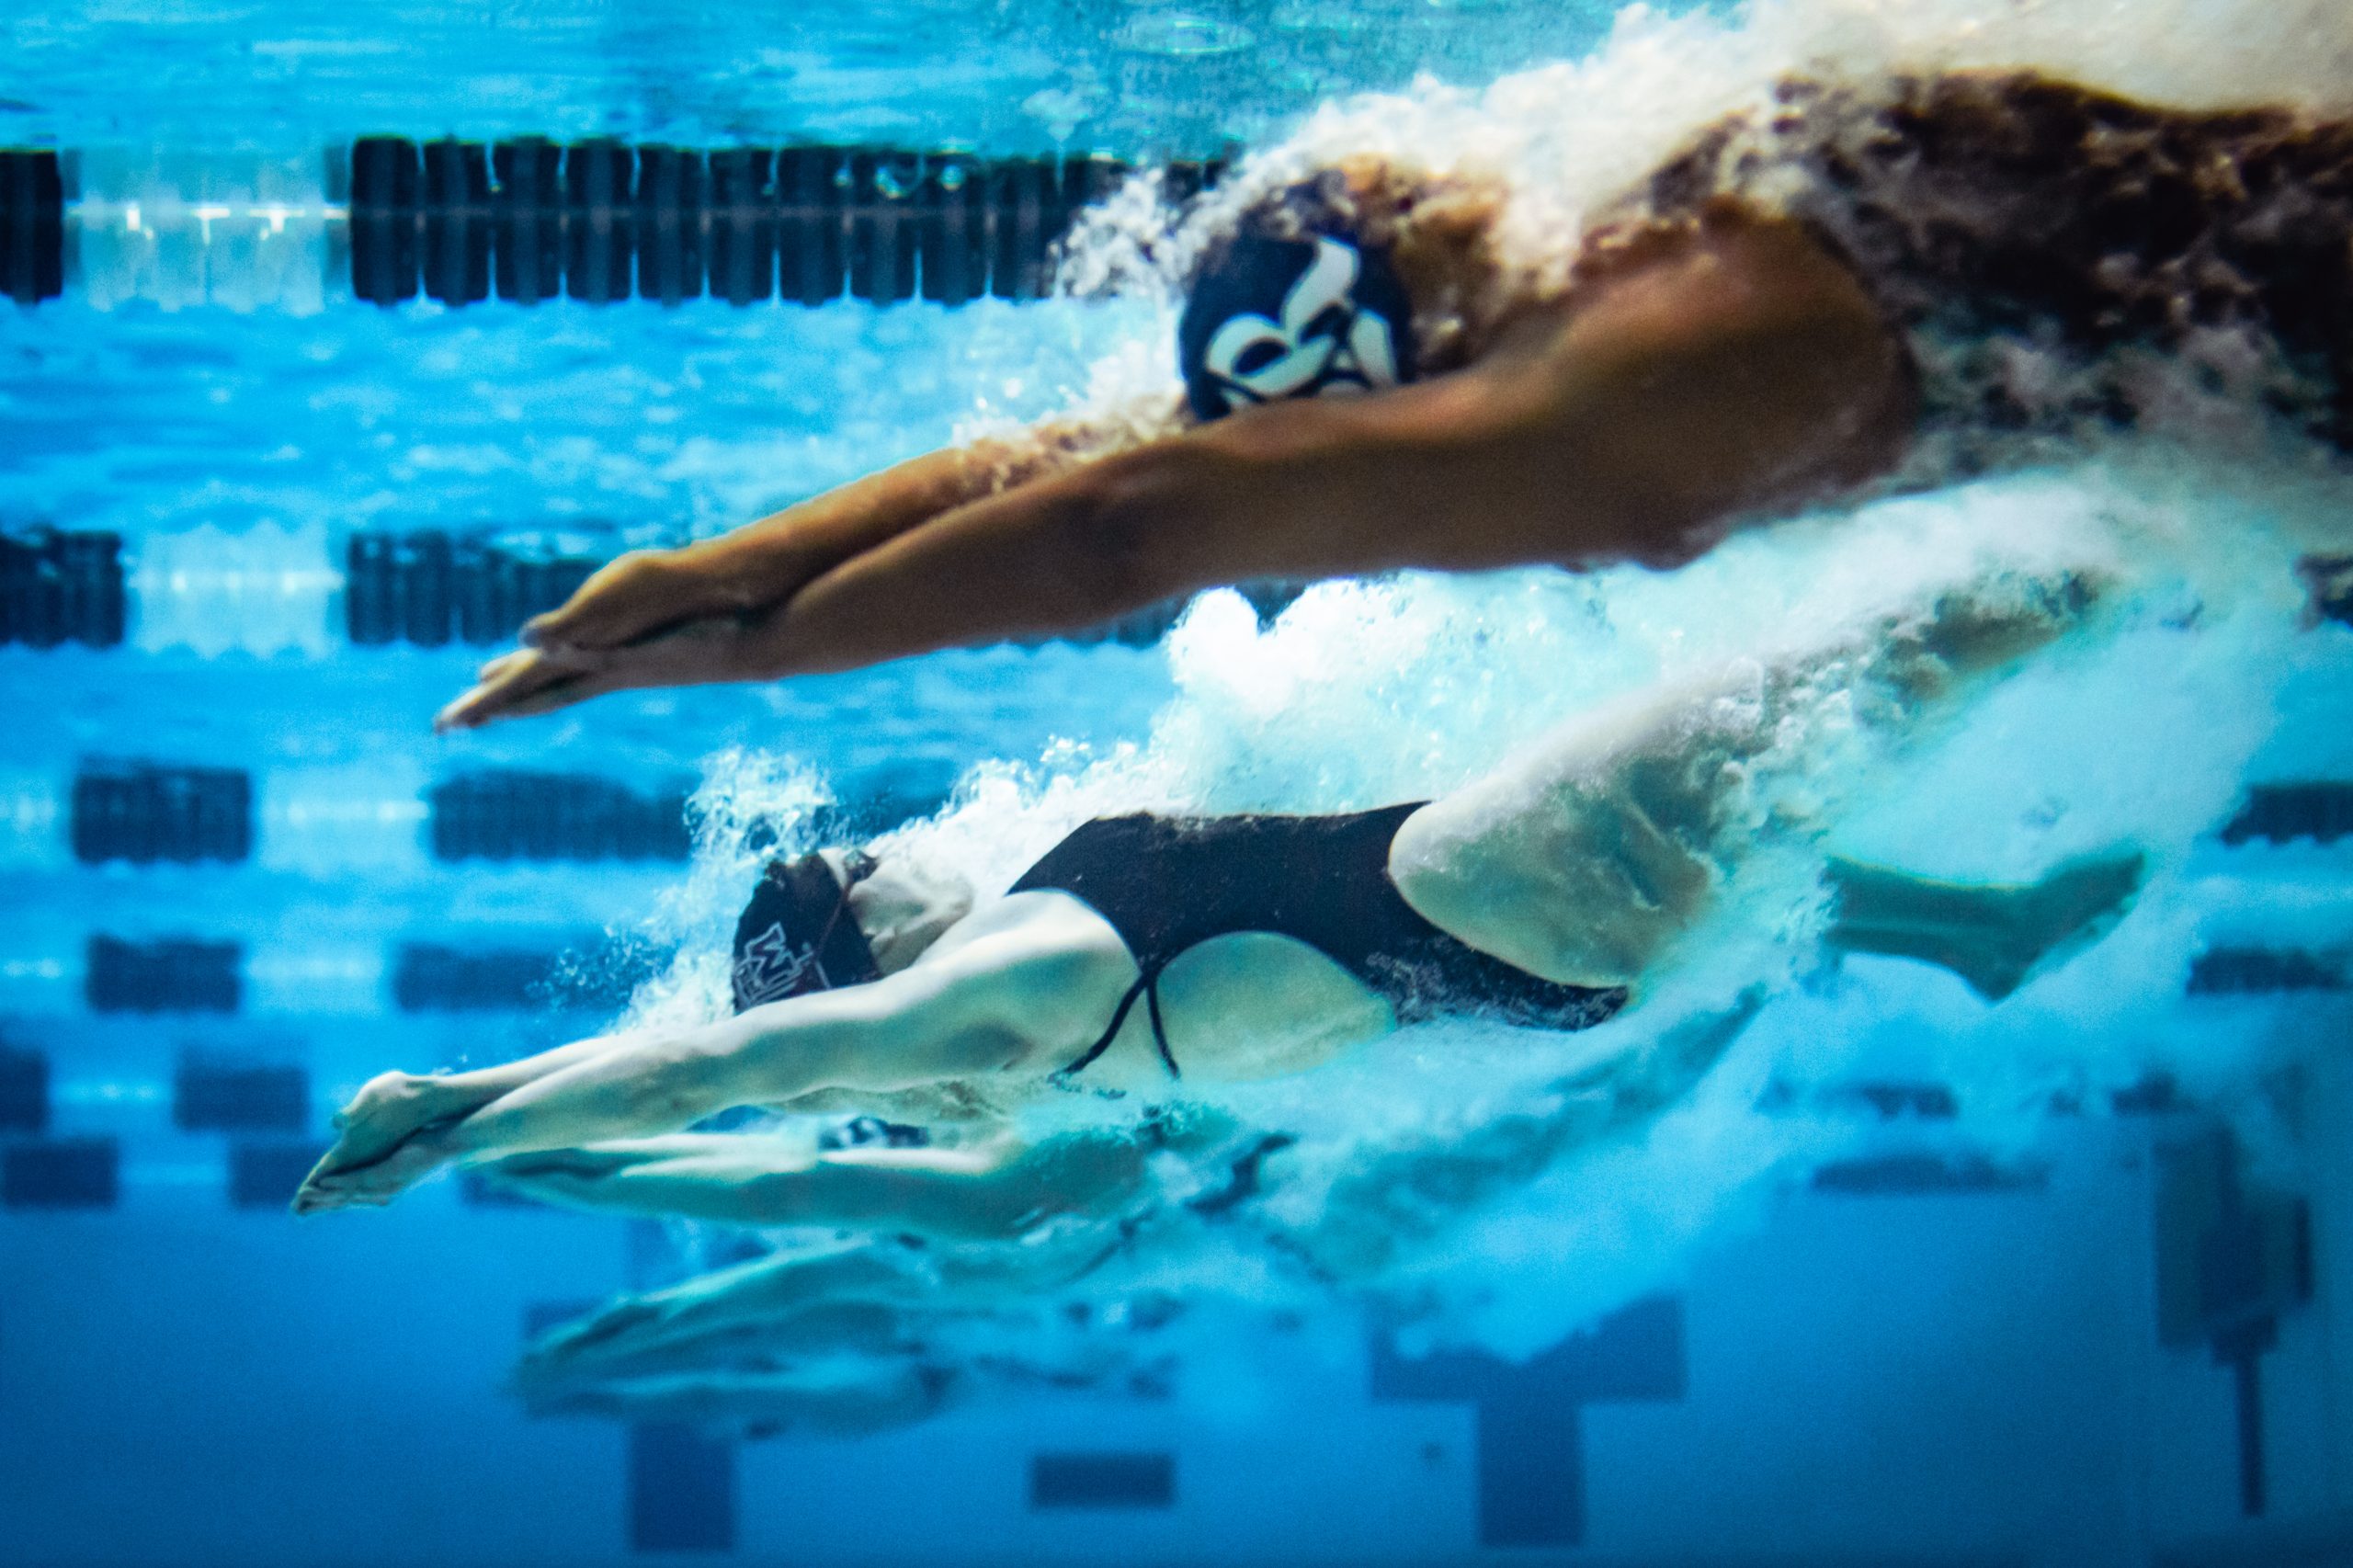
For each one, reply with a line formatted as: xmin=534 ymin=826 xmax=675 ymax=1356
xmin=1204 ymin=238 xmax=1401 ymax=408
xmin=1180 ymin=233 xmax=1417 ymax=422
xmin=733 ymin=922 xmax=819 ymax=1010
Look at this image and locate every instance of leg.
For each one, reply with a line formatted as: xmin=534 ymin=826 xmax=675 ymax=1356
xmin=296 ymin=894 xmax=1135 ymax=1213
xmin=1825 ymin=849 xmax=2146 ymax=1000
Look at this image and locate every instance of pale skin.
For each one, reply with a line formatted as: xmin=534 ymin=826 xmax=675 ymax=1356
xmin=296 ymin=563 xmax=2120 ymax=1216
xmin=515 ymin=1270 xmax=1165 ymax=1437
xmin=434 ymin=202 xmax=1916 ymax=729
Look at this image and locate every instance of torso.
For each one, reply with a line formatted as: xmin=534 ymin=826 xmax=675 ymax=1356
xmin=1008 ymin=808 xmax=1626 ymax=1084
xmin=1604 ymin=71 xmax=2353 ymax=470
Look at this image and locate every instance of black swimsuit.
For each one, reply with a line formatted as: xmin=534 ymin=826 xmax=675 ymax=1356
xmin=1617 ymin=72 xmax=2353 ymax=464
xmin=1008 ymin=803 xmax=1626 ymax=1080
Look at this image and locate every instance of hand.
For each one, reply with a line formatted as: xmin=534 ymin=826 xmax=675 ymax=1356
xmin=435 ymin=605 xmax=784 ymax=732
xmin=437 ymin=528 xmax=830 ymax=732
xmin=434 ymin=444 xmax=1007 ymax=731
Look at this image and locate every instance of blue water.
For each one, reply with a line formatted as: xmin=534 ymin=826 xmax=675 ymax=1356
xmin=7 ymin=3 xmax=2353 ymax=1566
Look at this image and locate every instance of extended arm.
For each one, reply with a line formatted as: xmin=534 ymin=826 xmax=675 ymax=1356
xmin=437 ymin=402 xmax=1177 ymax=730
xmin=760 ymin=209 xmax=1913 ymax=674
xmin=295 ymin=895 xmax=1140 ymax=1212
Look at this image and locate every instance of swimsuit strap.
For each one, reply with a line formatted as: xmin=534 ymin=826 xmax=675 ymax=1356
xmin=1143 ymin=974 xmax=1179 ymax=1078
xmin=1052 ymin=965 xmax=1183 ymax=1083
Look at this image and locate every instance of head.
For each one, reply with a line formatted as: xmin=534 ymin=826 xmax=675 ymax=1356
xmin=730 ymin=846 xmax=973 ymax=1013
xmin=1176 ymin=157 xmax=1510 ymax=422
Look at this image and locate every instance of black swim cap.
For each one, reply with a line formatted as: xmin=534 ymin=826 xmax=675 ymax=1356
xmin=1177 ymin=224 xmax=1417 ymax=422
xmin=730 ymin=850 xmax=881 ymax=1013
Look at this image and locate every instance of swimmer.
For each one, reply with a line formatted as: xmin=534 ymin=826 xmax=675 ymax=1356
xmin=438 ymin=71 xmax=2353 ymax=728
xmin=298 ymin=567 xmax=2139 ymax=1215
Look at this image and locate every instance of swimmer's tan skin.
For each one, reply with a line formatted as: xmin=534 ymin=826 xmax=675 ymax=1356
xmin=437 ymin=205 xmax=1915 ymax=728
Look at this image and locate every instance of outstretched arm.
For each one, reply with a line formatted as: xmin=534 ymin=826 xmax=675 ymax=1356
xmin=762 ymin=209 xmax=1911 ymax=674
xmin=437 ymin=402 xmax=1176 ymax=731
xmin=443 ymin=205 xmax=1913 ymax=725
xmin=295 ymin=895 xmax=1140 ymax=1213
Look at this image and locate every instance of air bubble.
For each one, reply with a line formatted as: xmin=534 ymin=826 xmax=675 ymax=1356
xmin=1112 ymin=11 xmax=1256 ymax=58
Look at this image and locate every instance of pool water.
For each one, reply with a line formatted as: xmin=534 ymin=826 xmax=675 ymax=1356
xmin=6 ymin=3 xmax=2353 ymax=1566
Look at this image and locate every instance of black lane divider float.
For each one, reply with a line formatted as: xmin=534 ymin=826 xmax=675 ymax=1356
xmin=2187 ymin=947 xmax=2347 ymax=994
xmin=72 ymin=764 xmax=254 ymax=866
xmin=1 ymin=529 xmax=127 ymax=648
xmin=2 ymin=1138 xmax=119 ymax=1209
xmin=85 ymin=936 xmax=243 ymax=1015
xmin=392 ymin=942 xmax=573 ymax=1012
xmin=343 ymin=525 xmax=1300 ymax=651
xmin=345 ymin=530 xmax=601 ymax=646
xmin=173 ymin=1056 xmax=310 ymax=1132
xmin=428 ymin=769 xmax=694 ymax=863
xmin=351 ymin=138 xmax=1222 ymax=307
xmin=2220 ymin=782 xmax=2353 ymax=846
xmin=0 ymin=150 xmax=63 ymax=306
xmin=0 ymin=1044 xmax=48 ymax=1133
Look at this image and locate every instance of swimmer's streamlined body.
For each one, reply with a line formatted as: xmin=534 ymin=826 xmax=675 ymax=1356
xmin=438 ymin=72 xmax=2353 ymax=728
xmin=298 ymin=566 xmax=2140 ymax=1215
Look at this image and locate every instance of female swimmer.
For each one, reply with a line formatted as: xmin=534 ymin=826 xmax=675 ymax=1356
xmin=297 ymin=563 xmax=2140 ymax=1214
xmin=437 ymin=72 xmax=2351 ymax=728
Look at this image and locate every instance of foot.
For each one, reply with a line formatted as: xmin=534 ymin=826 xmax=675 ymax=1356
xmin=513 ymin=1294 xmax=736 ymax=1392
xmin=1825 ymin=848 xmax=2145 ymax=1002
xmin=517 ymin=1299 xmax=668 ymax=1378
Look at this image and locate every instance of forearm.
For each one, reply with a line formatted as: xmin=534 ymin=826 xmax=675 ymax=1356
xmin=756 ymin=408 xmax=1501 ymax=676
xmin=658 ymin=405 xmax=1175 ymax=614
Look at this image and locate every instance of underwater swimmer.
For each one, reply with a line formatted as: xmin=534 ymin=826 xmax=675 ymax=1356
xmin=300 ymin=571 xmax=2142 ymax=1214
xmin=439 ymin=71 xmax=2353 ymax=728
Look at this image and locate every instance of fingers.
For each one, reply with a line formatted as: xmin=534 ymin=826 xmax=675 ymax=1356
xmin=438 ymin=616 xmax=772 ymax=732
xmin=436 ymin=646 xmax=595 ymax=733
xmin=521 ymin=550 xmax=722 ymax=653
